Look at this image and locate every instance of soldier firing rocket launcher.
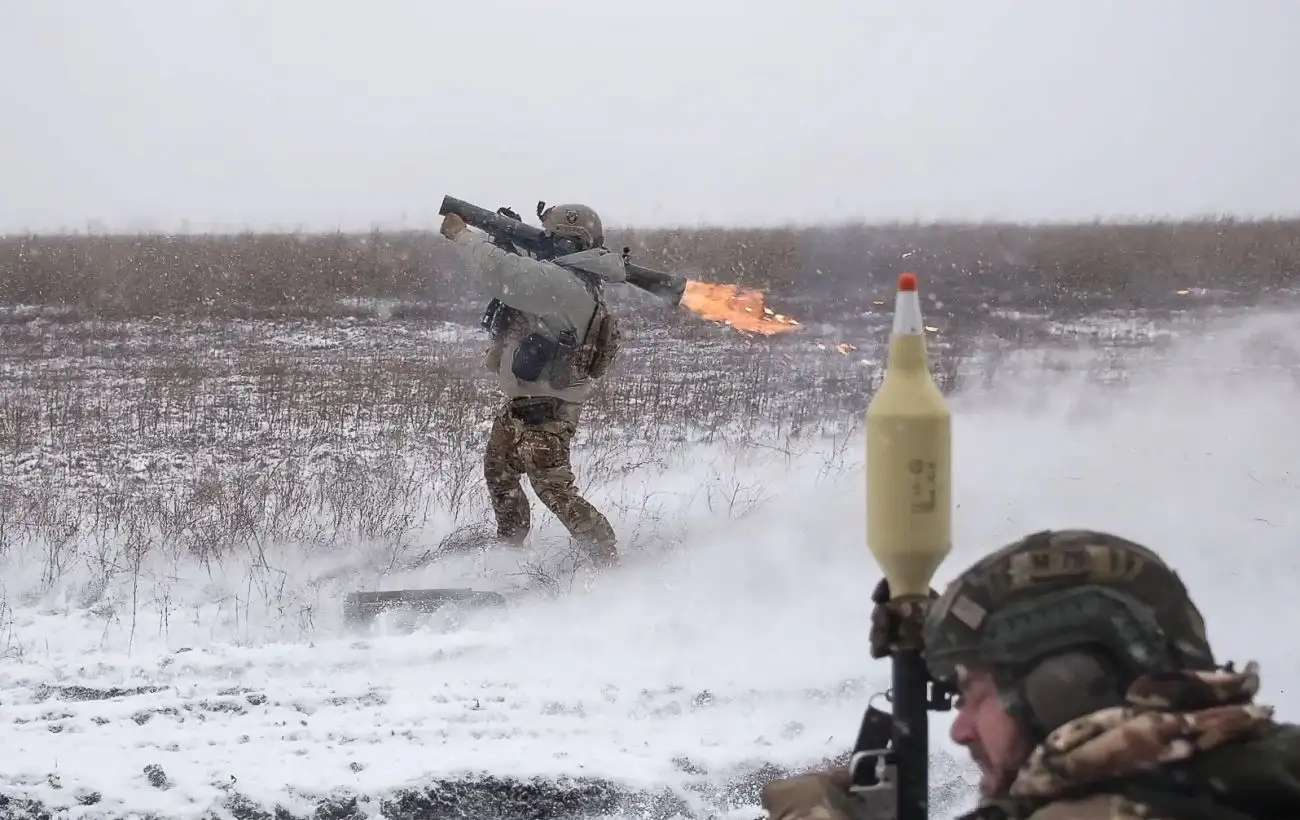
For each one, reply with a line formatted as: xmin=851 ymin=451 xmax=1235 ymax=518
xmin=440 ymin=194 xmax=801 ymax=335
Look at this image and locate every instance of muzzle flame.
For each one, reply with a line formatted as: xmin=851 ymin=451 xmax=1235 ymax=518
xmin=680 ymin=280 xmax=800 ymax=335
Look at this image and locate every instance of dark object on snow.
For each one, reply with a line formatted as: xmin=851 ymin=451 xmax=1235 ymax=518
xmin=344 ymin=588 xmax=507 ymax=625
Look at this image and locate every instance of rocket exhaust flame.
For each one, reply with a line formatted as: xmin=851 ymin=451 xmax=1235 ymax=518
xmin=680 ymin=280 xmax=800 ymax=335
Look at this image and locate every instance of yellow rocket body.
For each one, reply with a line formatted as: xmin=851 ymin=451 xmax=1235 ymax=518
xmin=866 ymin=273 xmax=952 ymax=598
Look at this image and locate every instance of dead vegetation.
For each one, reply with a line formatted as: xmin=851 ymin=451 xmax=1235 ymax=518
xmin=0 ymin=218 xmax=1297 ymax=323
xmin=0 ymin=311 xmax=878 ymax=626
xmin=0 ymin=218 xmax=1297 ymax=636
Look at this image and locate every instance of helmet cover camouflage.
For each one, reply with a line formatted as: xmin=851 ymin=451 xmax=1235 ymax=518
xmin=923 ymin=529 xmax=1216 ymax=687
xmin=541 ymin=203 xmax=604 ymax=249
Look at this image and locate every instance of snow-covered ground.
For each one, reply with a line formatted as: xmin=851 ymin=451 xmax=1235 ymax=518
xmin=1 ymin=307 xmax=1299 ymax=819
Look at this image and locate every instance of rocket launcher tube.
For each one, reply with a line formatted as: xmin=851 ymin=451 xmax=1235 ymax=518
xmin=440 ymin=194 xmax=687 ymax=305
xmin=865 ymin=272 xmax=952 ymax=599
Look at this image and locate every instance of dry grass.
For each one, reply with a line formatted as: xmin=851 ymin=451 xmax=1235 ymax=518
xmin=0 ymin=312 xmax=879 ymax=625
xmin=1 ymin=218 xmax=1297 ymax=323
xmin=0 ymin=218 xmax=1297 ymax=640
xmin=618 ymin=217 xmax=1300 ymax=300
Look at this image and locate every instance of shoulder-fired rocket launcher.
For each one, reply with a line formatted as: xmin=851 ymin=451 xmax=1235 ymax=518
xmin=439 ymin=195 xmax=688 ymax=306
xmin=854 ymin=272 xmax=954 ymax=820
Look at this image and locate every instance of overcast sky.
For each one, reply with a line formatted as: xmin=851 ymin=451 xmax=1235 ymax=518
xmin=3 ymin=0 xmax=1298 ymax=232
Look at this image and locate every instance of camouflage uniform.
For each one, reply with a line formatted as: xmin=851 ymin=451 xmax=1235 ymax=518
xmin=988 ymin=661 xmax=1294 ymax=820
xmin=761 ymin=765 xmax=892 ymax=820
xmin=448 ymin=204 xmax=622 ymax=567
xmin=761 ymin=530 xmax=1300 ymax=820
xmin=482 ymin=397 xmax=618 ymax=566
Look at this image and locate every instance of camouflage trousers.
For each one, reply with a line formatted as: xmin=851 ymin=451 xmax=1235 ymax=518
xmin=483 ymin=398 xmax=618 ymax=567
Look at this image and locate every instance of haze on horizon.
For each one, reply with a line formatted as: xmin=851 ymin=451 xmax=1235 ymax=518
xmin=3 ymin=0 xmax=1299 ymax=234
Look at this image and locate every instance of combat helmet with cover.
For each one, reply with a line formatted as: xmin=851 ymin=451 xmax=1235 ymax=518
xmin=922 ymin=529 xmax=1217 ymax=740
xmin=540 ymin=203 xmax=604 ymax=250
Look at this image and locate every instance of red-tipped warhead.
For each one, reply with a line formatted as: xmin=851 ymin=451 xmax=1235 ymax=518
xmin=892 ymin=272 xmax=925 ymax=335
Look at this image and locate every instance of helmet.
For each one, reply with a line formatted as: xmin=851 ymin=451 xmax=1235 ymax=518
xmin=923 ymin=529 xmax=1216 ymax=738
xmin=540 ymin=203 xmax=604 ymax=250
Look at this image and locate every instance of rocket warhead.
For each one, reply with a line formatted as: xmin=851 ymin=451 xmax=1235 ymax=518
xmin=893 ymin=272 xmax=923 ymax=335
xmin=865 ymin=272 xmax=952 ymax=598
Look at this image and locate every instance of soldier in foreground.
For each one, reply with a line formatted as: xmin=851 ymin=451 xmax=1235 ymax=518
xmin=439 ymin=204 xmax=623 ymax=569
xmin=761 ymin=529 xmax=1300 ymax=820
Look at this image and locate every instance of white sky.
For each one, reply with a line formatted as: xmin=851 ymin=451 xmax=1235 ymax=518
xmin=3 ymin=0 xmax=1299 ymax=232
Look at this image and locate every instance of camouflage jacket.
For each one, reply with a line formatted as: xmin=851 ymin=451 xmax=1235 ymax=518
xmin=969 ymin=661 xmax=1300 ymax=820
xmin=451 ymin=231 xmax=626 ymax=403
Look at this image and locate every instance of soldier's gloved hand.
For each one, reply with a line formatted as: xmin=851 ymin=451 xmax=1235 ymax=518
xmin=869 ymin=578 xmax=940 ymax=659
xmin=761 ymin=766 xmax=885 ymax=820
xmin=440 ymin=213 xmax=468 ymax=240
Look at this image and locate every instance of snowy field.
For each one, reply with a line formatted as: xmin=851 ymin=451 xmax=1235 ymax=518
xmin=2 ymin=292 xmax=1300 ymax=820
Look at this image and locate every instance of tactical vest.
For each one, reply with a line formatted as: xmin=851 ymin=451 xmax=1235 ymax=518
xmin=480 ymin=274 xmax=619 ymax=390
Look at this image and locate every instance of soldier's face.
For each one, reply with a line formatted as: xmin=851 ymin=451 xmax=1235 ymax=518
xmin=949 ymin=666 xmax=1031 ymax=797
